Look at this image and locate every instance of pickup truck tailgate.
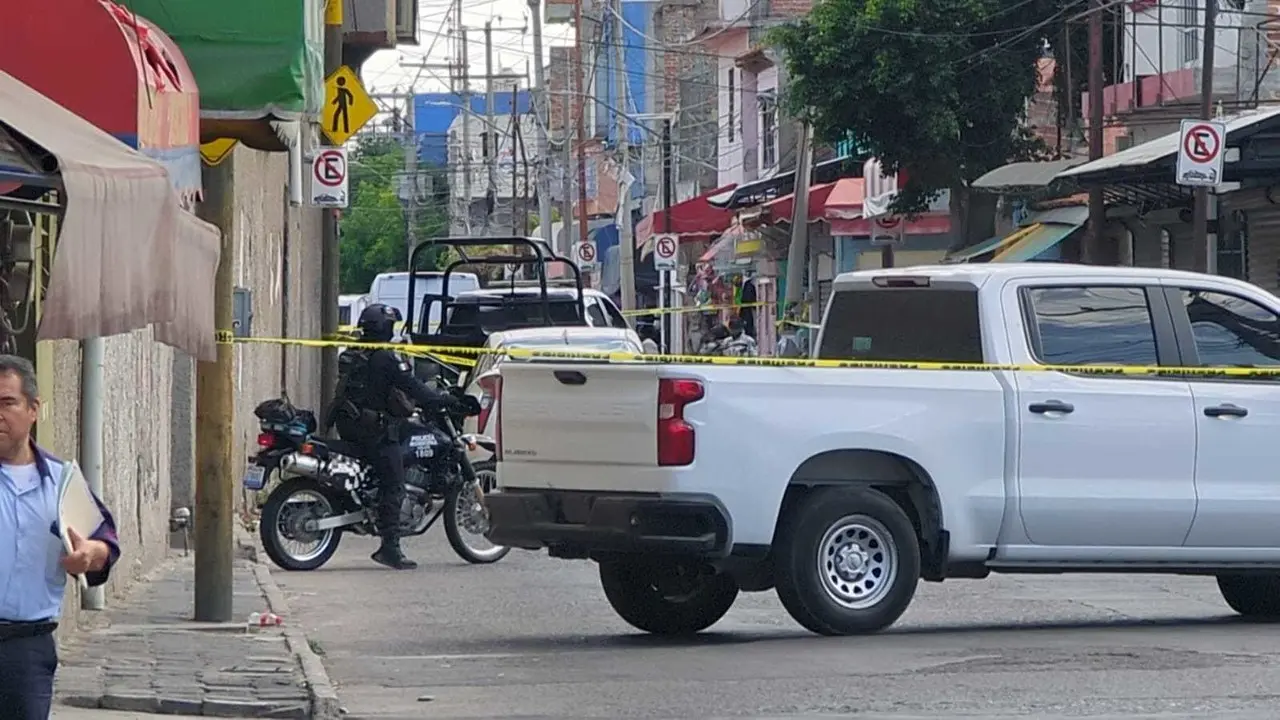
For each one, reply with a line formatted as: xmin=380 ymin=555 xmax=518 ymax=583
xmin=497 ymin=362 xmax=662 ymax=490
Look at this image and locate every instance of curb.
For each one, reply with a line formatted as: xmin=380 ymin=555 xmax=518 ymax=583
xmin=237 ymin=528 xmax=343 ymax=720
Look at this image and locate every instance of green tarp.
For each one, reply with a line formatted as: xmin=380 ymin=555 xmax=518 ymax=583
xmin=129 ymin=0 xmax=323 ymax=119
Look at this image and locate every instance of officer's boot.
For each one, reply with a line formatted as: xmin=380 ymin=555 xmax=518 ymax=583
xmin=371 ymin=535 xmax=418 ymax=570
xmin=371 ymin=503 xmax=418 ymax=570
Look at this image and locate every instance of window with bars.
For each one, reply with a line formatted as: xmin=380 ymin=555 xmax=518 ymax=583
xmin=1179 ymin=0 xmax=1200 ymax=66
xmin=1218 ymin=210 xmax=1248 ymax=280
xmin=760 ymin=93 xmax=777 ymax=169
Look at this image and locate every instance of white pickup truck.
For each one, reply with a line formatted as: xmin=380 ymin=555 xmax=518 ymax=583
xmin=486 ymin=263 xmax=1280 ymax=636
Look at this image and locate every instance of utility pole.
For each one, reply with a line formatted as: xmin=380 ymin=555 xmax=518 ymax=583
xmin=404 ymin=95 xmax=419 ymax=264
xmin=319 ymin=2 xmax=342 ymax=404
xmin=1191 ymin=0 xmax=1217 ymax=274
xmin=484 ymin=21 xmax=497 ymax=234
xmin=193 ymin=154 xmax=236 ymax=622
xmin=613 ymin=0 xmax=635 ymax=311
xmin=784 ymin=122 xmax=812 ymax=307
xmin=561 ymin=92 xmax=574 ymax=250
xmin=529 ymin=0 xmax=555 ymax=249
xmin=1085 ymin=0 xmax=1104 ymax=264
xmin=460 ymin=27 xmax=473 ymax=235
xmin=574 ymin=0 xmax=590 ymax=253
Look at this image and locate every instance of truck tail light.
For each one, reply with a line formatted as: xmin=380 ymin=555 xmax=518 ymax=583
xmin=478 ymin=374 xmax=502 ymax=456
xmin=657 ymin=378 xmax=703 ymax=466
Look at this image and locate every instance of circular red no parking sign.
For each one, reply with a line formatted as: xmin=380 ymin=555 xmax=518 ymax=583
xmin=313 ymin=149 xmax=347 ymax=187
xmin=1182 ymin=123 xmax=1221 ymax=164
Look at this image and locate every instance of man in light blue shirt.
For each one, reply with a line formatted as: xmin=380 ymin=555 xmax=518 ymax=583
xmin=0 ymin=355 xmax=120 ymax=719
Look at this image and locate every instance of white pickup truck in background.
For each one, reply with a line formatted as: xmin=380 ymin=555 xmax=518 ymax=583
xmin=487 ymin=264 xmax=1280 ymax=637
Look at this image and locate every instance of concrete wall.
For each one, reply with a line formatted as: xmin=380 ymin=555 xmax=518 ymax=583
xmin=46 ymin=143 xmax=323 ymax=637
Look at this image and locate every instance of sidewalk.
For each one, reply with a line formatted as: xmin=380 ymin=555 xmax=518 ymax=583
xmin=53 ymin=541 xmax=338 ymax=719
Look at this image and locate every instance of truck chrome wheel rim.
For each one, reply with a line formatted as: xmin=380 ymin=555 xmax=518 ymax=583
xmin=817 ymin=515 xmax=897 ymax=610
xmin=454 ymin=469 xmax=506 ymax=560
xmin=278 ymin=489 xmax=335 ymax=563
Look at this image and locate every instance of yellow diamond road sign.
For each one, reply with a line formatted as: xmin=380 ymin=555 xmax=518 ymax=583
xmin=322 ymin=66 xmax=377 ymax=146
xmin=200 ymin=138 xmax=237 ymax=166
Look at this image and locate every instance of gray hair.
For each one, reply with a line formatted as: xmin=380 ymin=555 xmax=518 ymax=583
xmin=0 ymin=355 xmax=38 ymax=404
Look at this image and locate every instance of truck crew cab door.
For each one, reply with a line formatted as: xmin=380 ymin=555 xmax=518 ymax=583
xmin=1006 ymin=280 xmax=1197 ymax=551
xmin=1168 ymin=283 xmax=1280 ymax=550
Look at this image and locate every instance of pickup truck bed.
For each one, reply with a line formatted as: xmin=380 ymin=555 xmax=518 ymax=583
xmin=488 ymin=263 xmax=1280 ymax=636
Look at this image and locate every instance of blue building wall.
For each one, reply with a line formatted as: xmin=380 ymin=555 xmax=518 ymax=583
xmin=412 ymin=91 xmax=532 ymax=166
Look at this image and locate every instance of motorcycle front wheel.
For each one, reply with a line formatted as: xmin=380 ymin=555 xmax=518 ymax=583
xmin=444 ymin=460 xmax=511 ymax=564
xmin=259 ymin=477 xmax=345 ymax=571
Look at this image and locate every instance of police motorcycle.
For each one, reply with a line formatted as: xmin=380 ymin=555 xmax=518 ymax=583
xmin=245 ymin=383 xmax=510 ymax=571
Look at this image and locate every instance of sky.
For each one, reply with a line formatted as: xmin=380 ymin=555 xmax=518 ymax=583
xmin=360 ymin=0 xmax=578 ymax=100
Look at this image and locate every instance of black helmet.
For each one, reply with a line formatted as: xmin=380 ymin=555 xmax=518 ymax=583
xmin=357 ymin=303 xmax=402 ymax=342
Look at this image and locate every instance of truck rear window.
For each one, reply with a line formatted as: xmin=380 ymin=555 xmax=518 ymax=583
xmin=818 ymin=288 xmax=983 ymax=363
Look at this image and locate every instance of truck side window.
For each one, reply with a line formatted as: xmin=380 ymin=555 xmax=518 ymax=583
xmin=585 ymin=302 xmax=608 ymax=327
xmin=1026 ymin=286 xmax=1158 ymax=366
xmin=1178 ymin=288 xmax=1280 ymax=367
xmin=602 ymin=299 xmax=630 ymax=329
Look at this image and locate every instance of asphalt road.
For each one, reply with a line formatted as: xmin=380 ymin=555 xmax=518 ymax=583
xmin=274 ymin=531 xmax=1280 ymax=720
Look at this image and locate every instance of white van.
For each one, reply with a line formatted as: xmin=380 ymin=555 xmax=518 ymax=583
xmin=368 ymin=271 xmax=481 ymax=334
xmin=338 ymin=294 xmax=370 ymax=327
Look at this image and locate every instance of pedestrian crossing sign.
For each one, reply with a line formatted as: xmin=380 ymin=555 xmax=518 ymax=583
xmin=321 ymin=66 xmax=378 ymax=146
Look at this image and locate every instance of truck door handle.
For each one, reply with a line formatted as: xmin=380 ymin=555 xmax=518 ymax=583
xmin=1204 ymin=403 xmax=1248 ymax=418
xmin=1028 ymin=400 xmax=1074 ymax=415
xmin=553 ymin=370 xmax=587 ymax=386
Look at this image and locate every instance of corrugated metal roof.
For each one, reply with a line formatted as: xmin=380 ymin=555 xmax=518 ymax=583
xmin=1057 ymin=106 xmax=1280 ymax=180
xmin=972 ymin=158 xmax=1087 ymax=190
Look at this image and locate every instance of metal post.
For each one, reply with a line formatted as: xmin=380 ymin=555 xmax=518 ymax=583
xmin=561 ymin=92 xmax=574 ymax=253
xmin=614 ymin=0 xmax=635 ymax=311
xmin=662 ymin=119 xmax=673 ymax=352
xmin=194 ymin=156 xmax=236 ymax=623
xmin=484 ymin=21 xmax=497 ymax=233
xmin=1192 ymin=0 xmax=1217 ymax=273
xmin=319 ymin=7 xmax=342 ymax=412
xmin=1086 ymin=0 xmax=1105 ymax=264
xmin=529 ymin=0 xmax=555 ymax=249
xmin=79 ymin=336 xmax=104 ymax=611
xmin=574 ymin=0 xmax=590 ymax=250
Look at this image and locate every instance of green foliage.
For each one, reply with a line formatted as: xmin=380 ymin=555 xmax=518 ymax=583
xmin=338 ymin=137 xmax=450 ymax=294
xmin=772 ymin=0 xmax=1062 ymax=214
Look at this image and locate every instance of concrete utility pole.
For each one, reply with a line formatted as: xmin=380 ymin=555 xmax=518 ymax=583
xmin=484 ymin=21 xmax=497 ymax=233
xmin=529 ymin=0 xmax=555 ymax=249
xmin=1085 ymin=0 xmax=1104 ymax=264
xmin=1191 ymin=0 xmax=1217 ymax=273
xmin=783 ymin=122 xmax=812 ymax=306
xmin=561 ymin=91 xmax=574 ymax=251
xmin=193 ymin=157 xmax=236 ymax=623
xmin=613 ymin=0 xmax=635 ymax=311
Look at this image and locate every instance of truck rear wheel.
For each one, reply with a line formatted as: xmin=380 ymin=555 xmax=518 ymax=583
xmin=599 ymin=559 xmax=739 ymax=636
xmin=773 ymin=485 xmax=920 ymax=635
xmin=1217 ymin=574 xmax=1280 ymax=618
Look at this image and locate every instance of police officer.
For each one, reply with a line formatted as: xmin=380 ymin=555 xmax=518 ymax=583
xmin=0 ymin=355 xmax=120 ymax=719
xmin=331 ymin=304 xmax=476 ymax=570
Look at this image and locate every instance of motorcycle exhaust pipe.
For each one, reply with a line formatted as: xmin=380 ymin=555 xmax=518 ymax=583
xmin=280 ymin=452 xmax=323 ymax=477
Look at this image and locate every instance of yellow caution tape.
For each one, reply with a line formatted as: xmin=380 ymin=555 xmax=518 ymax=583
xmin=212 ymin=332 xmax=1280 ymax=377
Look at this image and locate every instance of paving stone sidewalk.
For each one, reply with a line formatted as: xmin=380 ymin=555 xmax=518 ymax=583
xmin=55 ymin=553 xmax=313 ymax=718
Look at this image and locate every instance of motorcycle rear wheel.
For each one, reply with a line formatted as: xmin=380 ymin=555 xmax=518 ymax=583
xmin=444 ymin=460 xmax=511 ymax=564
xmin=259 ymin=477 xmax=345 ymax=571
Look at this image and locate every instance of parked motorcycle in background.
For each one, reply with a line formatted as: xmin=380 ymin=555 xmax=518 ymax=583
xmin=244 ymin=393 xmax=509 ymax=570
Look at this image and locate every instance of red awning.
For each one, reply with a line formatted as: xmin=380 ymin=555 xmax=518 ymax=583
xmin=824 ymin=177 xmax=866 ymax=219
xmin=760 ymin=181 xmax=839 ymax=224
xmin=829 ymin=214 xmax=952 ymax=236
xmin=639 ymin=184 xmax=738 ymax=247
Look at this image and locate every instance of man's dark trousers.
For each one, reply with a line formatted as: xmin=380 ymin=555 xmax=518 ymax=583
xmin=0 ymin=631 xmax=57 ymax=720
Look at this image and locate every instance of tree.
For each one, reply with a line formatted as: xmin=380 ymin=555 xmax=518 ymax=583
xmin=338 ymin=138 xmax=450 ymax=294
xmin=772 ymin=0 xmax=1065 ymax=246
